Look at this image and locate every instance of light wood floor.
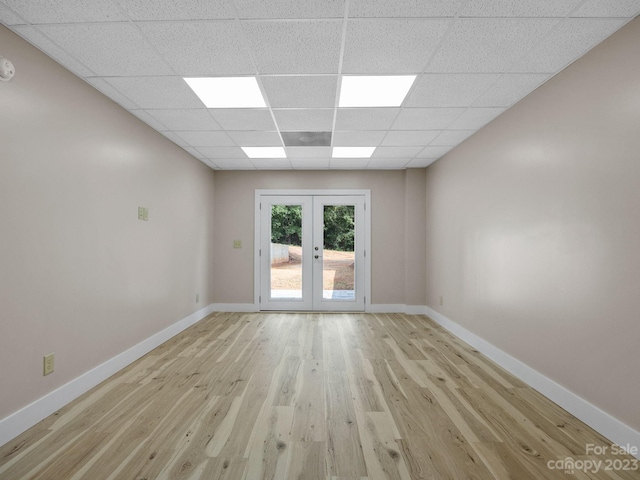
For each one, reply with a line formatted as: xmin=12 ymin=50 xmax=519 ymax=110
xmin=1 ymin=312 xmax=637 ymax=479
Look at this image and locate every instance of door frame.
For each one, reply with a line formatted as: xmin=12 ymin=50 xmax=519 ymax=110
xmin=254 ymin=189 xmax=371 ymax=311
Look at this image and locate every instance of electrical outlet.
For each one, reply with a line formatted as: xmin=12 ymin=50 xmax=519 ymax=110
xmin=138 ymin=207 xmax=145 ymax=220
xmin=43 ymin=353 xmax=54 ymax=376
xmin=439 ymin=296 xmax=444 ymax=306
xmin=196 ymin=293 xmax=200 ymax=303
xmin=142 ymin=207 xmax=149 ymax=221
xmin=233 ymin=240 xmax=242 ymax=249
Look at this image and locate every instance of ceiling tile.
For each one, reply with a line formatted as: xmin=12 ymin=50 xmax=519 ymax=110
xmin=213 ymin=159 xmax=256 ymax=169
xmin=143 ymin=109 xmax=220 ymax=131
xmin=234 ymin=0 xmax=345 ymax=18
xmin=415 ymin=145 xmax=454 ymax=158
xmin=86 ymin=78 xmax=141 ymax=109
xmin=290 ymin=158 xmax=331 ymax=169
xmin=459 ymin=0 xmax=582 ymax=17
xmin=426 ymin=18 xmax=559 ymax=73
xmin=286 ymin=147 xmax=332 ymax=158
xmin=0 ymin=4 xmax=26 ymax=24
xmin=249 ymin=158 xmax=293 ymax=169
xmin=508 ymin=18 xmax=627 ymax=73
xmin=372 ymin=146 xmax=423 ymax=158
xmin=406 ymin=158 xmax=438 ymax=168
xmin=571 ymin=0 xmax=640 ymax=18
xmin=366 ymin=158 xmax=410 ymax=169
xmin=103 ymin=77 xmax=203 ymax=109
xmin=138 ymin=21 xmax=255 ymax=75
xmin=430 ymin=130 xmax=475 ymax=145
xmin=335 ymin=108 xmax=400 ymax=130
xmin=332 ymin=131 xmax=387 ymax=146
xmin=196 ymin=146 xmax=247 ymax=158
xmin=209 ymin=109 xmax=277 ymax=130
xmin=261 ymin=76 xmax=338 ymax=108
xmin=273 ymin=109 xmax=334 ymax=131
xmin=382 ymin=130 xmax=440 ymax=146
xmin=226 ymin=131 xmax=282 ymax=146
xmin=160 ymin=131 xmax=189 ymax=147
xmin=182 ymin=146 xmax=204 ymax=159
xmin=392 ymin=108 xmax=464 ymax=130
xmin=348 ymin=0 xmax=464 ymax=18
xmin=176 ymin=131 xmax=235 ymax=147
xmin=342 ymin=19 xmax=450 ymax=73
xmin=447 ymin=108 xmax=505 ymax=129
xmin=129 ymin=110 xmax=168 ymax=131
xmin=3 ymin=0 xmax=126 ymax=23
xmin=13 ymin=26 xmax=94 ymax=76
xmin=472 ymin=74 xmax=550 ymax=107
xmin=405 ymin=74 xmax=501 ymax=107
xmin=329 ymin=158 xmax=371 ymax=169
xmin=243 ymin=20 xmax=343 ymax=74
xmin=114 ymin=0 xmax=235 ymax=20
xmin=37 ymin=23 xmax=170 ymax=76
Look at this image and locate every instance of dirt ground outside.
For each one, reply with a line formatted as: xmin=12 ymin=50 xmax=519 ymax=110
xmin=271 ymin=245 xmax=354 ymax=291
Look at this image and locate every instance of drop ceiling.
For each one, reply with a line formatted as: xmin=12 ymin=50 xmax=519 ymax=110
xmin=1 ymin=0 xmax=638 ymax=170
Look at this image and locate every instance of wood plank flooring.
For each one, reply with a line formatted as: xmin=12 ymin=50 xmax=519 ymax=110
xmin=1 ymin=312 xmax=638 ymax=479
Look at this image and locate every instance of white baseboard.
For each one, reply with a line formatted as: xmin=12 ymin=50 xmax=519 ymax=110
xmin=0 ymin=303 xmax=216 ymax=447
xmin=424 ymin=306 xmax=640 ymax=461
xmin=211 ymin=303 xmax=259 ymax=312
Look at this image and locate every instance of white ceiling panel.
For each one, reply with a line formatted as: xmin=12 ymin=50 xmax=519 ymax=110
xmin=472 ymin=74 xmax=550 ymax=107
xmin=426 ymin=18 xmax=559 ymax=73
xmin=260 ymin=76 xmax=338 ymax=108
xmin=234 ymin=0 xmax=345 ymax=19
xmin=405 ymin=74 xmax=501 ymax=107
xmin=103 ymin=77 xmax=203 ymax=109
xmin=392 ymin=108 xmax=465 ymax=130
xmin=13 ymin=26 xmax=94 ymax=76
xmin=286 ymin=147 xmax=332 ymax=158
xmin=226 ymin=131 xmax=282 ymax=146
xmin=342 ymin=19 xmax=450 ymax=73
xmin=209 ymin=109 xmax=277 ymax=130
xmin=372 ymin=146 xmax=423 ymax=158
xmin=242 ymin=20 xmax=343 ymax=74
xmin=509 ymin=18 xmax=627 ymax=73
xmin=459 ymin=0 xmax=582 ymax=18
xmin=139 ymin=22 xmax=255 ymax=75
xmin=430 ymin=130 xmax=475 ymax=146
xmin=447 ymin=108 xmax=506 ymax=130
xmin=114 ymin=0 xmax=235 ymax=21
xmin=348 ymin=0 xmax=463 ymax=18
xmin=274 ymin=109 xmax=334 ymax=131
xmin=3 ymin=0 xmax=126 ymax=23
xmin=406 ymin=157 xmax=438 ymax=168
xmin=571 ymin=0 xmax=640 ymax=18
xmin=38 ymin=23 xmax=170 ymax=76
xmin=335 ymin=108 xmax=400 ymax=130
xmin=196 ymin=146 xmax=247 ymax=158
xmin=4 ymin=0 xmax=636 ymax=170
xmin=144 ymin=109 xmax=220 ymax=131
xmin=415 ymin=146 xmax=454 ymax=158
xmin=332 ymin=131 xmax=387 ymax=146
xmin=290 ymin=158 xmax=331 ymax=169
xmin=176 ymin=131 xmax=235 ymax=147
xmin=0 ymin=4 xmax=25 ymax=24
xmin=381 ymin=130 xmax=441 ymax=146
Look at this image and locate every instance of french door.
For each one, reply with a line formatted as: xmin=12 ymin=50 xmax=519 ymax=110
xmin=258 ymin=193 xmax=367 ymax=311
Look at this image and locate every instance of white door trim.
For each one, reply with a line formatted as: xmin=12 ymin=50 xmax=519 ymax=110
xmin=254 ymin=189 xmax=371 ymax=311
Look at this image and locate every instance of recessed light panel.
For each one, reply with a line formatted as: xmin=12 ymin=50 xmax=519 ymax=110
xmin=339 ymin=75 xmax=416 ymax=107
xmin=184 ymin=77 xmax=266 ymax=108
xmin=332 ymin=146 xmax=376 ymax=158
xmin=242 ymin=147 xmax=287 ymax=158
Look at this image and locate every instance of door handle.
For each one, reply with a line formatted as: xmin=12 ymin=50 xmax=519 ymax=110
xmin=314 ymin=255 xmax=320 ymax=259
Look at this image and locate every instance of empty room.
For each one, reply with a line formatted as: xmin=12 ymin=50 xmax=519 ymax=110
xmin=1 ymin=1 xmax=639 ymax=479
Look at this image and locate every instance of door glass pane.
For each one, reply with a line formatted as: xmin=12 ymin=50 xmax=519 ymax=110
xmin=270 ymin=204 xmax=303 ymax=300
xmin=323 ymin=205 xmax=355 ymax=301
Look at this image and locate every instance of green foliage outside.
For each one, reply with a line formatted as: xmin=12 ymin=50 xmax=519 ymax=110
xmin=271 ymin=204 xmax=355 ymax=252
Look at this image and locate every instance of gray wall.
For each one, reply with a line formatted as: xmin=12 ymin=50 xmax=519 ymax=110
xmin=424 ymin=18 xmax=640 ymax=431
